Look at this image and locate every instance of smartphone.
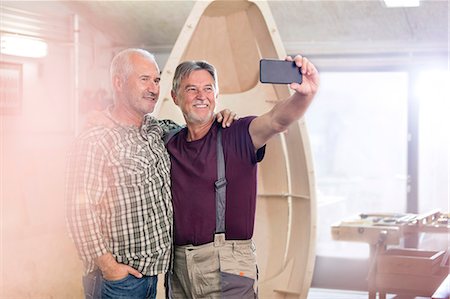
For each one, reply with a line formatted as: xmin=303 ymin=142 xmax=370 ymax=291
xmin=260 ymin=59 xmax=302 ymax=84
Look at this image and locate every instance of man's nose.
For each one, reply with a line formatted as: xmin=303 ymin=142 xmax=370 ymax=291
xmin=196 ymin=89 xmax=208 ymax=99
xmin=146 ymin=80 xmax=159 ymax=92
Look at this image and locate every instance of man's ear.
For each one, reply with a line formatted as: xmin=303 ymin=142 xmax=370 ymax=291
xmin=171 ymin=90 xmax=179 ymax=106
xmin=113 ymin=75 xmax=123 ymax=91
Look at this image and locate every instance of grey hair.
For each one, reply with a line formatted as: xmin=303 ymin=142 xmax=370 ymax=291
xmin=110 ymin=48 xmax=156 ymax=83
xmin=172 ymin=60 xmax=219 ymax=96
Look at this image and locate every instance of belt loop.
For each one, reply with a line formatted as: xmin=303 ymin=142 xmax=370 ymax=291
xmin=214 ymin=233 xmax=225 ymax=247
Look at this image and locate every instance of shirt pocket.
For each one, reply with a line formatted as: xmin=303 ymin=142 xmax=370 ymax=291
xmin=110 ymin=144 xmax=151 ymax=184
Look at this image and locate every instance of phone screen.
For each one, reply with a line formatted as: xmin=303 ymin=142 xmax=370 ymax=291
xmin=259 ymin=59 xmax=302 ymax=84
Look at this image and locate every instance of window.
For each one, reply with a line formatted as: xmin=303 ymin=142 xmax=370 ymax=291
xmin=417 ymin=70 xmax=450 ymax=213
xmin=306 ymin=72 xmax=409 ymax=258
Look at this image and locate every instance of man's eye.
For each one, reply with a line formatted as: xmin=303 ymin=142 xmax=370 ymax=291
xmin=204 ymin=87 xmax=213 ymax=93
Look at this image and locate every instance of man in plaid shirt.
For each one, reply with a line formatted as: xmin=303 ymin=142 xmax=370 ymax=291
xmin=66 ymin=48 xmax=174 ymax=299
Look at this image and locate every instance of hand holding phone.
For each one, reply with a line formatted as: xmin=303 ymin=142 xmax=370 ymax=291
xmin=259 ymin=59 xmax=302 ymax=84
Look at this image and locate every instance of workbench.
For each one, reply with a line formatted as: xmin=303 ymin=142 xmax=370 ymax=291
xmin=331 ymin=210 xmax=449 ymax=299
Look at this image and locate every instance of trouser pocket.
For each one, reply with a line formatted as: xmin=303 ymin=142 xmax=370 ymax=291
xmin=219 ymin=242 xmax=258 ymax=298
xmin=102 ymin=275 xmax=155 ymax=299
xmin=187 ymin=247 xmax=221 ymax=298
xmin=83 ymin=269 xmax=102 ymax=299
xmin=220 ymin=271 xmax=256 ymax=299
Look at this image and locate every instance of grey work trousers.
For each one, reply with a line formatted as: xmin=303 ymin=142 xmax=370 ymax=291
xmin=169 ymin=234 xmax=258 ymax=299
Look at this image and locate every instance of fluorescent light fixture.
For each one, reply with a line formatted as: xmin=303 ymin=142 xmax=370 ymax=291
xmin=1 ymin=35 xmax=48 ymax=58
xmin=383 ymin=0 xmax=420 ymax=7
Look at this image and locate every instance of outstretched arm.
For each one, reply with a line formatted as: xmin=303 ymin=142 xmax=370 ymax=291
xmin=249 ymin=55 xmax=319 ymax=149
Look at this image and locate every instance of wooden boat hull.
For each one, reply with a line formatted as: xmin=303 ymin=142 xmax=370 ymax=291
xmin=155 ymin=1 xmax=316 ymax=298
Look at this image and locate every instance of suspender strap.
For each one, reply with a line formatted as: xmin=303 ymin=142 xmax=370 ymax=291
xmin=214 ymin=128 xmax=227 ymax=233
xmin=166 ymin=125 xmax=226 ymax=234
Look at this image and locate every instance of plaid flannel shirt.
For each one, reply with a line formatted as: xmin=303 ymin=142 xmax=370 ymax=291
xmin=65 ymin=114 xmax=178 ymax=275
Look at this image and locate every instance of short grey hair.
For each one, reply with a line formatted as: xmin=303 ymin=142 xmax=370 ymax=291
xmin=172 ymin=60 xmax=219 ymax=96
xmin=110 ymin=48 xmax=156 ymax=83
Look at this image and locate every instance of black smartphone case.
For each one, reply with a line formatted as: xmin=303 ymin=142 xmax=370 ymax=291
xmin=260 ymin=59 xmax=302 ymax=84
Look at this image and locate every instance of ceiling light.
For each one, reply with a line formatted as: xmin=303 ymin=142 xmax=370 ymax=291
xmin=383 ymin=0 xmax=420 ymax=7
xmin=1 ymin=35 xmax=48 ymax=58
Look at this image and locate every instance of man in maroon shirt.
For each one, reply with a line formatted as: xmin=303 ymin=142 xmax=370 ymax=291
xmin=166 ymin=55 xmax=319 ymax=298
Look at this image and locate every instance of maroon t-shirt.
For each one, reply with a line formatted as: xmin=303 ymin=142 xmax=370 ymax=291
xmin=166 ymin=116 xmax=265 ymax=246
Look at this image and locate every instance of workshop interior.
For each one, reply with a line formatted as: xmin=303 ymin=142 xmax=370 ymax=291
xmin=0 ymin=1 xmax=448 ymax=298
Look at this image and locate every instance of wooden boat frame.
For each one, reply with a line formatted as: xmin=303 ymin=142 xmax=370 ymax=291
xmin=155 ymin=1 xmax=316 ymax=298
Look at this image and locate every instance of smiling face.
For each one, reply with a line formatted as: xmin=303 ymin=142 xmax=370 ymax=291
xmin=172 ymin=69 xmax=217 ymax=126
xmin=114 ymin=53 xmax=160 ymax=121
